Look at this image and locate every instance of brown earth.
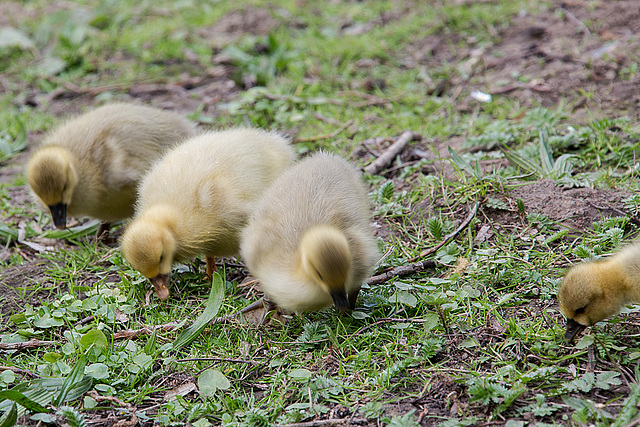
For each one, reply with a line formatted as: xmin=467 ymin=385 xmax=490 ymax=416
xmin=2 ymin=1 xmax=640 ymax=426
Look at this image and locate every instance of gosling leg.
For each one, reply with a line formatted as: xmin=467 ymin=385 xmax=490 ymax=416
xmin=95 ymin=222 xmax=111 ymax=240
xmin=205 ymin=256 xmax=218 ymax=278
xmin=347 ymin=288 xmax=361 ymax=311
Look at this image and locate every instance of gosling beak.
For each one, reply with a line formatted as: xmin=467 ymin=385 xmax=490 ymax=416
xmin=331 ymin=291 xmax=349 ymax=313
xmin=150 ymin=274 xmax=170 ymax=300
xmin=49 ymin=202 xmax=67 ymax=229
xmin=565 ymin=318 xmax=587 ymax=343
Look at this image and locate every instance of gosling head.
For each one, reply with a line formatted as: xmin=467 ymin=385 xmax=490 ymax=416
xmin=121 ymin=209 xmax=177 ymax=300
xmin=558 ymin=261 xmax=626 ymax=343
xmin=26 ymin=147 xmax=78 ymax=229
xmin=300 ymin=226 xmax=353 ymax=312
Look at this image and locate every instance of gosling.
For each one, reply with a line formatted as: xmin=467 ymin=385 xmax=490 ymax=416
xmin=240 ymin=151 xmax=379 ymax=318
xmin=558 ymin=244 xmax=640 ymax=342
xmin=121 ymin=128 xmax=295 ymax=300
xmin=26 ymin=103 xmax=195 ymax=237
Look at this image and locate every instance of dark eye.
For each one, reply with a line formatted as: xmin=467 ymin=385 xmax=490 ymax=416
xmin=575 ymin=306 xmax=587 ymax=315
xmin=159 ymin=254 xmax=164 ymax=264
xmin=314 ymin=268 xmax=325 ymax=282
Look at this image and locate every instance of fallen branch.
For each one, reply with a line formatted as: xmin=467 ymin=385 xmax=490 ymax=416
xmin=0 ymin=365 xmax=40 ymax=378
xmin=587 ymin=201 xmax=640 ymax=227
xmin=294 ymin=120 xmax=354 ymax=143
xmin=279 ymin=419 xmax=368 ymax=427
xmin=414 ymin=202 xmax=479 ymax=261
xmin=176 ymin=357 xmax=261 ymax=365
xmin=363 ymin=131 xmax=421 ymax=175
xmin=0 ymin=340 xmax=57 ymax=351
xmin=365 ymin=260 xmax=436 ymax=286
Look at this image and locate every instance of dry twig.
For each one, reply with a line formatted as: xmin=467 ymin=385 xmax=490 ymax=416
xmin=413 ymin=202 xmax=479 ymax=261
xmin=0 ymin=365 xmax=40 ymax=378
xmin=279 ymin=419 xmax=368 ymax=427
xmin=365 ymin=260 xmax=436 ymax=286
xmin=294 ymin=120 xmax=355 ymax=143
xmin=0 ymin=339 xmax=57 ymax=351
xmin=363 ymin=131 xmax=421 ymax=175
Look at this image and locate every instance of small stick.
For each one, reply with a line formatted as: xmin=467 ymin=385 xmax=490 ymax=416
xmin=0 ymin=365 xmax=40 ymax=378
xmin=175 ymin=357 xmax=260 ymax=365
xmin=363 ymin=131 xmax=421 ymax=175
xmin=365 ymin=260 xmax=436 ymax=286
xmin=294 ymin=120 xmax=354 ymax=143
xmin=413 ymin=202 xmax=479 ymax=261
xmin=279 ymin=419 xmax=368 ymax=427
xmin=587 ymin=201 xmax=640 ymax=226
xmin=563 ymin=7 xmax=590 ymax=35
xmin=0 ymin=340 xmax=57 ymax=351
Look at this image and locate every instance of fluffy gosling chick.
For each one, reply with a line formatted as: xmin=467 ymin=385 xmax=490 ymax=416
xmin=121 ymin=128 xmax=295 ymax=300
xmin=558 ymin=244 xmax=640 ymax=342
xmin=26 ymin=103 xmax=195 ymax=234
xmin=240 ymin=151 xmax=379 ymax=315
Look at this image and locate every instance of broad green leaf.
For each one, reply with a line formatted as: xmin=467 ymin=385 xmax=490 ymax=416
xmin=575 ymin=335 xmax=594 ymax=350
xmin=43 ymin=352 xmax=62 ymax=363
xmin=351 ymin=311 xmax=369 ymax=319
xmin=0 ymin=390 xmax=50 ymax=413
xmin=389 ymin=291 xmax=417 ymax=307
xmin=421 ymin=312 xmax=439 ymax=332
xmin=289 ymin=368 xmax=312 ymax=381
xmin=0 ymin=402 xmax=17 ymax=427
xmin=0 ymin=371 xmax=15 ymax=385
xmin=132 ymin=354 xmax=153 ymax=370
xmin=198 ymin=369 xmax=230 ymax=396
xmin=596 ymin=371 xmax=622 ymax=390
xmin=79 ymin=329 xmax=107 ymax=350
xmin=171 ymin=273 xmax=225 ymax=351
xmin=8 ymin=314 xmax=25 ymax=325
xmin=84 ymin=363 xmax=109 ymax=380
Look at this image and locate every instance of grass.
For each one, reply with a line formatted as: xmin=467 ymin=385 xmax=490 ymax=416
xmin=1 ymin=0 xmax=640 ymax=426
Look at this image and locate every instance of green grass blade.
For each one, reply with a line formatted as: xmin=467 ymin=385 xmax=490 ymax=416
xmin=611 ymin=380 xmax=640 ymax=427
xmin=0 ymin=390 xmax=50 ymax=413
xmin=41 ymin=221 xmax=101 ymax=239
xmin=538 ymin=129 xmax=555 ymax=174
xmin=448 ymin=147 xmax=478 ymax=178
xmin=53 ymin=355 xmax=88 ymax=407
xmin=0 ymin=223 xmax=18 ymax=242
xmin=171 ymin=273 xmax=225 ymax=352
xmin=0 ymin=402 xmax=17 ymax=427
xmin=502 ymin=149 xmax=543 ymax=177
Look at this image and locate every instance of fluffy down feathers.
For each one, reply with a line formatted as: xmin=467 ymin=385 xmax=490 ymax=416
xmin=26 ymin=103 xmax=195 ymax=228
xmin=241 ymin=151 xmax=379 ymax=313
xmin=558 ymin=244 xmax=640 ymax=342
xmin=121 ymin=128 xmax=296 ymax=299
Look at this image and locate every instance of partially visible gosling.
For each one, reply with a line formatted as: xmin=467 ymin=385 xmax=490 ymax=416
xmin=558 ymin=244 xmax=640 ymax=342
xmin=121 ymin=128 xmax=296 ymax=300
xmin=240 ymin=151 xmax=379 ymax=316
xmin=26 ymin=103 xmax=195 ymax=236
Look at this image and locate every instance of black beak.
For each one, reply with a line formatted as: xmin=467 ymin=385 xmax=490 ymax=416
xmin=565 ymin=318 xmax=587 ymax=343
xmin=48 ymin=203 xmax=67 ymax=229
xmin=331 ymin=291 xmax=349 ymax=313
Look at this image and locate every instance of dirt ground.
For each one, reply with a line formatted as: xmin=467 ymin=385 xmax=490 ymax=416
xmin=2 ymin=0 xmax=640 ymax=426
